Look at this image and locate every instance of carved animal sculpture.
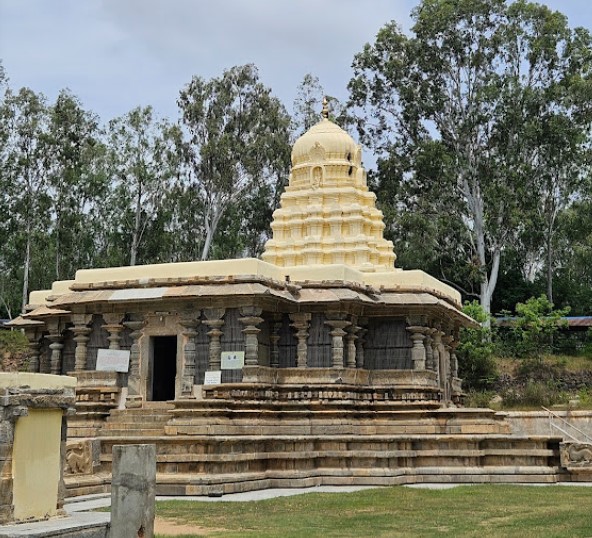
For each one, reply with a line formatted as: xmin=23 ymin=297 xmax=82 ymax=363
xmin=567 ymin=444 xmax=592 ymax=465
xmin=65 ymin=443 xmax=91 ymax=474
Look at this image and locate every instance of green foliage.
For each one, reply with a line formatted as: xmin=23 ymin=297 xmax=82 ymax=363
xmin=457 ymin=301 xmax=498 ymax=390
xmin=508 ymin=295 xmax=570 ymax=358
xmin=500 ymin=380 xmax=566 ymax=409
xmin=0 ymin=330 xmax=28 ymax=354
xmin=349 ymin=0 xmax=592 ymax=315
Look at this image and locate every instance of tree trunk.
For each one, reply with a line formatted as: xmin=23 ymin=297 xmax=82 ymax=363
xmin=21 ymin=228 xmax=31 ymax=314
xmin=546 ymin=232 xmax=553 ymax=304
xmin=130 ymin=183 xmax=142 ymax=266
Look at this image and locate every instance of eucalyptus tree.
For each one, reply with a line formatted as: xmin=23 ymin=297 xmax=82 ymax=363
xmin=46 ymin=90 xmax=106 ymax=279
xmin=0 ymin=86 xmax=51 ymax=313
xmin=106 ymin=106 xmax=179 ymax=266
xmin=349 ymin=0 xmax=592 ymax=315
xmin=177 ymin=64 xmax=291 ymax=261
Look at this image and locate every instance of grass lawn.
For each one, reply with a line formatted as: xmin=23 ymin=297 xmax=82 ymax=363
xmin=153 ymin=485 xmax=592 ymax=537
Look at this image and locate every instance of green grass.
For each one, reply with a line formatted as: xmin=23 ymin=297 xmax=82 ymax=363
xmin=153 ymin=485 xmax=592 ymax=538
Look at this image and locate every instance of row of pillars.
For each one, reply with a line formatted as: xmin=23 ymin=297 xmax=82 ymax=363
xmin=406 ymin=325 xmax=460 ymax=385
xmin=25 ymin=310 xmax=459 ymax=398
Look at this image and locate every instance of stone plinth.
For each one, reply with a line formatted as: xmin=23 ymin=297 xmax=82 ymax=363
xmin=0 ymin=373 xmax=75 ymax=524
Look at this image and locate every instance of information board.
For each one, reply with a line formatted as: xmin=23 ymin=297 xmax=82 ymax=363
xmin=221 ymin=351 xmax=245 ymax=370
xmin=203 ymin=370 xmax=222 ymax=385
xmin=96 ymin=349 xmax=130 ymax=373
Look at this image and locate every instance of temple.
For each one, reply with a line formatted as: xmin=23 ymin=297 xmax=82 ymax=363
xmin=9 ymin=105 xmax=573 ymax=495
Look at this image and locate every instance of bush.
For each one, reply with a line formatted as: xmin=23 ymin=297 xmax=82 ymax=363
xmin=507 ymin=295 xmax=569 ymax=358
xmin=501 ymin=380 xmax=565 ymax=408
xmin=457 ymin=301 xmax=498 ymax=391
xmin=0 ymin=330 xmax=28 ymax=354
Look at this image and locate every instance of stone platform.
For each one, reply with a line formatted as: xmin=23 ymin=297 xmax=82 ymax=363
xmin=64 ymin=393 xmax=571 ymax=497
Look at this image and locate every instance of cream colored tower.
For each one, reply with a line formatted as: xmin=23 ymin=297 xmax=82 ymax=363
xmin=262 ymin=100 xmax=396 ymax=272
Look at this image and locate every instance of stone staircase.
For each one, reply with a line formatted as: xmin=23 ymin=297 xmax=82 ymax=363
xmin=100 ymin=402 xmax=174 ymax=437
xmin=64 ymin=398 xmax=571 ymax=497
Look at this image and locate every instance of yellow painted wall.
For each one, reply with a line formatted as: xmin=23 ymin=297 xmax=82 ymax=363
xmin=12 ymin=409 xmax=63 ymax=521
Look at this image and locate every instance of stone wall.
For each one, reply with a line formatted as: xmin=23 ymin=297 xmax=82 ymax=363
xmin=505 ymin=410 xmax=592 ymax=441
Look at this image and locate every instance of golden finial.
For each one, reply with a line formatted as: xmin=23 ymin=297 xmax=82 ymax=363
xmin=321 ymin=96 xmax=329 ymax=119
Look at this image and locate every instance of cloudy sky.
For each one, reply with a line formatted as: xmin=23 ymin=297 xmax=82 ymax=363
xmin=1 ymin=0 xmax=591 ymax=123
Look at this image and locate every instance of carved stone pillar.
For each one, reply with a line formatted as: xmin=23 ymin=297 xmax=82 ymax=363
xmin=325 ymin=315 xmax=351 ymax=369
xmin=289 ymin=313 xmax=311 ymax=368
xmin=345 ymin=316 xmax=359 ymax=368
xmin=47 ymin=334 xmax=64 ymax=375
xmin=424 ymin=329 xmax=435 ymax=371
xmin=450 ymin=336 xmax=460 ymax=379
xmin=356 ymin=317 xmax=368 ymax=368
xmin=442 ymin=334 xmax=454 ymax=403
xmin=406 ymin=326 xmax=427 ymax=370
xmin=24 ymin=328 xmax=42 ymax=373
xmin=270 ymin=314 xmax=282 ymax=368
xmin=204 ymin=309 xmax=225 ymax=371
xmin=239 ymin=307 xmax=264 ymax=367
xmin=102 ymin=313 xmax=124 ymax=350
xmin=123 ymin=318 xmax=144 ymax=399
xmin=432 ymin=329 xmax=444 ymax=387
xmin=71 ymin=314 xmax=92 ymax=371
xmin=179 ymin=312 xmax=200 ymax=397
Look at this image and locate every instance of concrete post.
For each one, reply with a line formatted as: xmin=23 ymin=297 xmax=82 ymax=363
xmin=110 ymin=444 xmax=156 ymax=538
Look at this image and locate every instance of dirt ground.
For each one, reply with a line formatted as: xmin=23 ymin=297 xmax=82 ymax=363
xmin=154 ymin=516 xmax=226 ymax=536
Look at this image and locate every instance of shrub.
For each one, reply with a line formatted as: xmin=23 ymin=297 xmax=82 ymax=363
xmin=457 ymin=301 xmax=498 ymax=391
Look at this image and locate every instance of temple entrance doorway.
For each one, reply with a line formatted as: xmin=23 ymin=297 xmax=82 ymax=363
xmin=151 ymin=335 xmax=177 ymax=401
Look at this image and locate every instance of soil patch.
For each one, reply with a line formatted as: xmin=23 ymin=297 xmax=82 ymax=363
xmin=154 ymin=516 xmax=226 ymax=536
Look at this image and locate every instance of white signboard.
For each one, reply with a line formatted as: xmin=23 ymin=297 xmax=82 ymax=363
xmin=203 ymin=370 xmax=222 ymax=385
xmin=96 ymin=349 xmax=130 ymax=373
xmin=221 ymin=351 xmax=245 ymax=370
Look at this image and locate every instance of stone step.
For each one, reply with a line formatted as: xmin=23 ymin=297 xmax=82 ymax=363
xmin=65 ymin=465 xmax=562 ymax=498
xmin=100 ymin=428 xmax=166 ymax=437
xmin=105 ymin=413 xmax=171 ymax=424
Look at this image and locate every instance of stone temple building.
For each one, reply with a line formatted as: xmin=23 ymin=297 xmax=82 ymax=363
xmin=9 ymin=105 xmax=579 ymax=494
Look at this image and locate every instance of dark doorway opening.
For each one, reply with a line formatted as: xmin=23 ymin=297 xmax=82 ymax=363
xmin=152 ymin=335 xmax=177 ymax=401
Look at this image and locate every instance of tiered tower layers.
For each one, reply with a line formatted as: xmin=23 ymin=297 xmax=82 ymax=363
xmin=262 ymin=118 xmax=396 ymax=271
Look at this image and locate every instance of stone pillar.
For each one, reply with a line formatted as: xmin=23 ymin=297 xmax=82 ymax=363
xmin=325 ymin=315 xmax=351 ymax=369
xmin=204 ymin=308 xmax=225 ymax=371
xmin=432 ymin=329 xmax=444 ymax=387
xmin=406 ymin=326 xmax=427 ymax=370
xmin=356 ymin=317 xmax=368 ymax=368
xmin=102 ymin=313 xmax=125 ymax=350
xmin=179 ymin=312 xmax=200 ymax=398
xmin=424 ymin=329 xmax=435 ymax=371
xmin=345 ymin=317 xmax=359 ymax=368
xmin=239 ymin=307 xmax=264 ymax=367
xmin=23 ymin=328 xmax=42 ymax=373
xmin=450 ymin=337 xmax=459 ymax=379
xmin=442 ymin=334 xmax=454 ymax=403
xmin=289 ymin=313 xmax=311 ymax=368
xmin=123 ymin=317 xmax=144 ymax=403
xmin=47 ymin=327 xmax=64 ymax=376
xmin=72 ymin=314 xmax=92 ymax=372
xmin=110 ymin=444 xmax=156 ymax=538
xmin=270 ymin=314 xmax=282 ymax=368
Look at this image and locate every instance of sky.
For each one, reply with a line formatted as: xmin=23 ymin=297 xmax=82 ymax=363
xmin=1 ymin=0 xmax=591 ymax=124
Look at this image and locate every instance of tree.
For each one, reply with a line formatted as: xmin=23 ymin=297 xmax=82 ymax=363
xmin=177 ymin=64 xmax=291 ymax=261
xmin=349 ymin=0 xmax=592 ymax=316
xmin=1 ymin=86 xmax=51 ymax=313
xmin=46 ymin=90 xmax=106 ymax=279
xmin=106 ymin=106 xmax=179 ymax=266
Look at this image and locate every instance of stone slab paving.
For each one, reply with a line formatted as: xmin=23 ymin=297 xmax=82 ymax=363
xmin=0 ymin=512 xmax=109 ymax=538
